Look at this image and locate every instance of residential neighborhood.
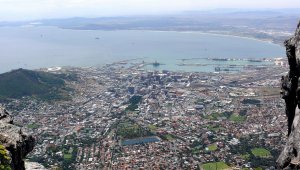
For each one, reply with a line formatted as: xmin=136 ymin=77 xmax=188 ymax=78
xmin=4 ymin=59 xmax=288 ymax=169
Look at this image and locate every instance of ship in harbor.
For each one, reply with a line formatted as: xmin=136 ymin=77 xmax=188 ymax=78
xmin=211 ymin=58 xmax=228 ymax=61
xmin=152 ymin=61 xmax=161 ymax=67
xmin=247 ymin=59 xmax=263 ymax=62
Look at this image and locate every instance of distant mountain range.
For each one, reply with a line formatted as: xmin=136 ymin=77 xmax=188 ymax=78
xmin=33 ymin=9 xmax=300 ymax=32
xmin=1 ymin=9 xmax=298 ymax=44
xmin=0 ymin=69 xmax=72 ymax=101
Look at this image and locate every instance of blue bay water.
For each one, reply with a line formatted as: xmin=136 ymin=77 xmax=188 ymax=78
xmin=0 ymin=26 xmax=285 ymax=73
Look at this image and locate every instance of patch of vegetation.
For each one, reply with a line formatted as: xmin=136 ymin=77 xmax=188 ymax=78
xmin=162 ymin=134 xmax=175 ymax=141
xmin=125 ymin=95 xmax=142 ymax=111
xmin=257 ymin=87 xmax=280 ymax=97
xmin=0 ymin=145 xmax=11 ymax=170
xmin=254 ymin=168 xmax=263 ymax=170
xmin=204 ymin=111 xmax=246 ymax=123
xmin=207 ymin=144 xmax=218 ymax=151
xmin=205 ymin=124 xmax=223 ymax=132
xmin=33 ymin=133 xmax=79 ymax=169
xmin=63 ymin=154 xmax=72 ymax=159
xmin=229 ymin=134 xmax=278 ymax=168
xmin=191 ymin=140 xmax=205 ymax=155
xmin=229 ymin=114 xmax=246 ymax=122
xmin=222 ymin=111 xmax=233 ymax=118
xmin=116 ymin=119 xmax=152 ymax=139
xmin=195 ymin=98 xmax=205 ymax=104
xmin=204 ymin=111 xmax=233 ymax=120
xmin=201 ymin=162 xmax=229 ymax=170
xmin=148 ymin=124 xmax=157 ymax=132
xmin=0 ymin=68 xmax=72 ymax=101
xmin=62 ymin=146 xmax=77 ymax=170
xmin=191 ymin=146 xmax=201 ymax=154
xmin=241 ymin=153 xmax=250 ymax=160
xmin=129 ymin=95 xmax=142 ymax=105
xmin=56 ymin=73 xmax=78 ymax=81
xmin=125 ymin=104 xmax=138 ymax=111
xmin=242 ymin=98 xmax=261 ymax=105
xmin=27 ymin=123 xmax=39 ymax=129
xmin=239 ymin=109 xmax=247 ymax=116
xmin=204 ymin=113 xmax=221 ymax=120
xmin=251 ymin=148 xmax=271 ymax=158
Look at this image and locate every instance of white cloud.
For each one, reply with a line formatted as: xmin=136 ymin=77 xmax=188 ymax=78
xmin=0 ymin=0 xmax=300 ymax=21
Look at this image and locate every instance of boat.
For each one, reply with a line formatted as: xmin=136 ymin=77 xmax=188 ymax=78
xmin=153 ymin=61 xmax=160 ymax=67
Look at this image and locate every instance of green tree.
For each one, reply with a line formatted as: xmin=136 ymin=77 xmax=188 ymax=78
xmin=0 ymin=145 xmax=11 ymax=170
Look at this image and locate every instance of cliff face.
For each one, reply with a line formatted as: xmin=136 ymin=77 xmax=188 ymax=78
xmin=277 ymin=21 xmax=300 ymax=169
xmin=0 ymin=106 xmax=35 ymax=170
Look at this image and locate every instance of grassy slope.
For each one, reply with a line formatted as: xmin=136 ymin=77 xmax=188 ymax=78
xmin=251 ymin=148 xmax=271 ymax=158
xmin=202 ymin=162 xmax=229 ymax=170
xmin=0 ymin=68 xmax=68 ymax=100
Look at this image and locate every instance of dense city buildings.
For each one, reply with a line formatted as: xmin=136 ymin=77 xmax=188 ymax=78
xmin=3 ymin=59 xmax=288 ymax=169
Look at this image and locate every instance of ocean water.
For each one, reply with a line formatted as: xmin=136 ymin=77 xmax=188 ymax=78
xmin=0 ymin=26 xmax=285 ymax=73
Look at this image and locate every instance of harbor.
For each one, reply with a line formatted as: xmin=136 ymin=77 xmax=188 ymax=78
xmin=135 ymin=57 xmax=284 ymax=73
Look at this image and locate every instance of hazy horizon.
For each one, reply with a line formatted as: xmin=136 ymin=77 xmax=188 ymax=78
xmin=1 ymin=0 xmax=300 ymax=21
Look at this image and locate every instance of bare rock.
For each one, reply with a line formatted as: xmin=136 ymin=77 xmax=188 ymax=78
xmin=277 ymin=21 xmax=300 ymax=169
xmin=0 ymin=106 xmax=35 ymax=170
xmin=25 ymin=161 xmax=47 ymax=170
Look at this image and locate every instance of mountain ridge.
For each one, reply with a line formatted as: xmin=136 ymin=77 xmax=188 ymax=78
xmin=0 ymin=68 xmax=70 ymax=101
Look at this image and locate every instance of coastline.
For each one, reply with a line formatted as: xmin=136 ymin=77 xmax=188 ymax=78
xmin=135 ymin=29 xmax=284 ymax=47
xmin=24 ymin=25 xmax=286 ymax=46
xmin=38 ymin=25 xmax=285 ymax=47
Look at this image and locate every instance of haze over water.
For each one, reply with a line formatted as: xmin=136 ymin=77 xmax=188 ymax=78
xmin=0 ymin=26 xmax=285 ymax=73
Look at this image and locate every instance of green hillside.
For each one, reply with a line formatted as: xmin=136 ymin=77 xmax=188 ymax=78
xmin=0 ymin=68 xmax=70 ymax=101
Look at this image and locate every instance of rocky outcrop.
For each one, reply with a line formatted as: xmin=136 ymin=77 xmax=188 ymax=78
xmin=0 ymin=106 xmax=35 ymax=170
xmin=25 ymin=161 xmax=47 ymax=170
xmin=277 ymin=21 xmax=300 ymax=169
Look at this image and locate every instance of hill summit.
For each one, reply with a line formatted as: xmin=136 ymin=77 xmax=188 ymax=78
xmin=0 ymin=68 xmax=69 ymax=101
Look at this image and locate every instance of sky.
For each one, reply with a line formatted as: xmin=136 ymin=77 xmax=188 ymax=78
xmin=0 ymin=0 xmax=300 ymax=21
